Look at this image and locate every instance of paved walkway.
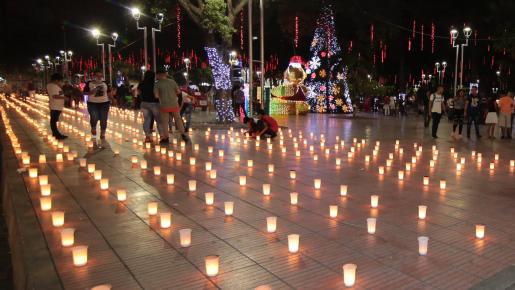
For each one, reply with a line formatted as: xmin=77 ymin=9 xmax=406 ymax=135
xmin=2 ymin=94 xmax=515 ymax=290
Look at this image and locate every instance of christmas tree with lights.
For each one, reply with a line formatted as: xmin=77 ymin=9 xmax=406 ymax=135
xmin=306 ymin=6 xmax=353 ymax=113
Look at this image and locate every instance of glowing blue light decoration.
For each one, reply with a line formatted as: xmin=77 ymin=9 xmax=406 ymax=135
xmin=305 ymin=6 xmax=353 ymax=113
xmin=205 ymin=47 xmax=232 ymax=90
xmin=214 ymin=99 xmax=235 ymax=123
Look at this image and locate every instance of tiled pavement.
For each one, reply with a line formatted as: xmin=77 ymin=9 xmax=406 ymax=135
xmin=2 ymin=94 xmax=515 ymax=290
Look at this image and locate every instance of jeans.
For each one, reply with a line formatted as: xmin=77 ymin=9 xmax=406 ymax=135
xmin=87 ymin=102 xmax=110 ymax=134
xmin=467 ymin=113 xmax=481 ymax=137
xmin=50 ymin=110 xmax=62 ymax=136
xmin=180 ymin=103 xmax=193 ymax=131
xmin=431 ymin=112 xmax=442 ymax=137
xmin=160 ymin=110 xmax=185 ymax=140
xmin=453 ymin=109 xmax=464 ymax=134
xmin=141 ymin=102 xmax=162 ymax=137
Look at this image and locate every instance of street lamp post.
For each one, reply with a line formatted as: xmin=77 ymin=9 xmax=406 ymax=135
xmin=131 ymin=8 xmax=164 ymax=72
xmin=460 ymin=27 xmax=472 ymax=88
xmin=91 ymin=29 xmax=106 ymax=80
xmin=152 ymin=13 xmax=164 ymax=72
xmin=450 ymin=26 xmax=472 ymax=96
xmin=435 ymin=61 xmax=447 ymax=85
xmin=248 ymin=0 xmax=253 ymax=116
xmin=60 ymin=50 xmax=73 ymax=80
xmin=131 ymin=8 xmax=148 ymax=70
xmin=108 ymin=33 xmax=118 ymax=86
xmin=183 ymin=58 xmax=190 ymax=83
xmin=259 ymin=0 xmax=265 ymax=105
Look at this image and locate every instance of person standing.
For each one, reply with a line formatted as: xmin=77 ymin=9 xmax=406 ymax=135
xmin=383 ymin=95 xmax=390 ymax=116
xmin=232 ymin=85 xmax=246 ymax=117
xmin=46 ymin=73 xmax=68 ymax=140
xmin=180 ymin=85 xmax=196 ymax=132
xmin=87 ymin=70 xmax=110 ymax=139
xmin=484 ymin=96 xmax=498 ymax=139
xmin=498 ymin=92 xmax=514 ymax=139
xmin=465 ymin=86 xmax=482 ymax=139
xmin=138 ymin=71 xmax=162 ymax=143
xmin=451 ymin=89 xmax=466 ymax=139
xmin=428 ymin=86 xmax=446 ymax=139
xmin=154 ymin=67 xmax=188 ymax=144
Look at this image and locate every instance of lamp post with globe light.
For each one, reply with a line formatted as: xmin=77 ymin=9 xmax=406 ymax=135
xmin=435 ymin=61 xmax=447 ymax=85
xmin=107 ymin=32 xmax=118 ymax=85
xmin=131 ymin=7 xmax=164 ymax=72
xmin=91 ymin=28 xmax=106 ymax=80
xmin=450 ymin=26 xmax=472 ymax=96
xmin=59 ymin=50 xmax=73 ymax=80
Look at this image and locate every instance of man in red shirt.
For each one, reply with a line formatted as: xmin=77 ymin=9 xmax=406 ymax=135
xmin=257 ymin=109 xmax=278 ymax=138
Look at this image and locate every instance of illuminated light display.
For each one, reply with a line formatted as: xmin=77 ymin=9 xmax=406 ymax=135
xmin=205 ymin=47 xmax=234 ymax=122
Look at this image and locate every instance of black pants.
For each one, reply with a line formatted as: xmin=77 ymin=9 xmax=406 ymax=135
xmin=467 ymin=113 xmax=480 ymax=137
xmin=423 ymin=106 xmax=430 ymax=127
xmin=87 ymin=102 xmax=110 ymax=133
xmin=431 ymin=112 xmax=442 ymax=137
xmin=453 ymin=109 xmax=464 ymax=134
xmin=50 ymin=110 xmax=62 ymax=137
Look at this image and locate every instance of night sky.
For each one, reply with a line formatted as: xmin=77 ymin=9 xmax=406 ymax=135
xmin=1 ymin=0 xmax=512 ymax=88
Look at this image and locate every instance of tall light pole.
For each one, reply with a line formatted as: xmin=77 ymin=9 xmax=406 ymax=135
xmin=435 ymin=61 xmax=447 ymax=85
xmin=91 ymin=28 xmax=106 ymax=80
xmin=152 ymin=13 xmax=164 ymax=72
xmin=450 ymin=26 xmax=472 ymax=95
xmin=183 ymin=58 xmax=190 ymax=83
xmin=108 ymin=32 xmax=118 ymax=85
xmin=460 ymin=27 xmax=472 ymax=88
xmin=60 ymin=50 xmax=73 ymax=80
xmin=248 ymin=0 xmax=254 ymax=116
xmin=131 ymin=8 xmax=148 ymax=70
xmin=259 ymin=0 xmax=265 ymax=105
xmin=451 ymin=29 xmax=459 ymax=96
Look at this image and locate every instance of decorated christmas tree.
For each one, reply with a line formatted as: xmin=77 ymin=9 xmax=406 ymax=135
xmin=306 ymin=6 xmax=353 ymax=113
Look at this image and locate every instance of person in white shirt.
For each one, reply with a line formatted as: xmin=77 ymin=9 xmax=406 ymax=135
xmin=46 ymin=73 xmax=67 ymax=140
xmin=428 ymin=85 xmax=446 ymax=138
xmin=87 ymin=70 xmax=110 ymax=139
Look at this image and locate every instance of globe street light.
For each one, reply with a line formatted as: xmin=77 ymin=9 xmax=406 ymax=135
xmin=131 ymin=7 xmax=164 ymax=72
xmin=60 ymin=50 xmax=73 ymax=80
xmin=183 ymin=58 xmax=191 ymax=82
xmin=435 ymin=61 xmax=447 ymax=85
xmin=450 ymin=26 xmax=472 ymax=96
xmin=91 ymin=28 xmax=106 ymax=80
xmin=108 ymin=32 xmax=119 ymax=85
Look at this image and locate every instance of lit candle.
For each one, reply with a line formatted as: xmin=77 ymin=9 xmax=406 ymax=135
xmin=167 ymin=174 xmax=175 ymax=185
xmin=296 ymin=150 xmax=301 ymax=157
xmin=290 ymin=170 xmax=296 ymax=179
xmin=453 ymin=152 xmax=458 ymax=159
xmin=39 ymin=154 xmax=47 ymax=164
xmin=91 ymin=284 xmax=112 ymax=290
xmin=399 ymin=148 xmax=404 ymax=154
xmin=471 ymin=150 xmax=476 ymax=157
xmin=343 ymin=264 xmax=357 ymax=287
xmin=290 ymin=192 xmax=299 ymax=205
xmin=266 ymin=217 xmax=277 ymax=233
xmin=189 ymin=157 xmax=196 ymax=166
xmin=460 ymin=157 xmax=465 ymax=165
xmin=79 ymin=158 xmax=87 ymax=167
xmin=194 ymin=144 xmax=200 ymax=151
xmin=205 ymin=255 xmax=220 ymax=277
xmin=100 ymin=178 xmax=109 ymax=190
xmin=336 ymin=158 xmax=341 ymax=166
xmin=224 ymin=201 xmax=234 ymax=216
xmin=418 ymin=205 xmax=427 ymax=219
xmin=39 ymin=175 xmax=48 ymax=186
xmin=281 ymin=147 xmax=287 ymax=154
xmin=423 ymin=176 xmax=429 ymax=186
xmin=188 ymin=180 xmax=196 ymax=192
xmin=176 ymin=153 xmax=182 ymax=161
xmin=288 ymin=234 xmax=300 ymax=253
xmin=378 ymin=166 xmax=384 ymax=175
xmin=153 ymin=166 xmax=161 ymax=176
xmin=313 ymin=154 xmax=319 ymax=161
xmin=475 ymin=224 xmax=485 ymax=239
xmin=398 ymin=170 xmax=404 ymax=180
xmin=418 ymin=236 xmax=429 ymax=255
xmin=205 ymin=192 xmax=214 ymax=205
xmin=440 ymin=179 xmax=446 ymax=190
xmin=168 ymin=151 xmax=174 ymax=158
xmin=365 ymin=155 xmax=370 ymax=162
xmin=495 ymin=154 xmax=499 ymax=161
xmin=450 ymin=147 xmax=455 ymax=154
xmin=511 ymin=160 xmax=515 ymax=168
xmin=218 ymin=150 xmax=224 ymax=157
xmin=239 ymin=176 xmax=247 ymax=186
xmin=347 ymin=152 xmax=353 ymax=158
xmin=160 ymin=212 xmax=172 ymax=228
xmin=262 ymin=184 xmax=271 ymax=196
xmin=489 ymin=162 xmax=495 ymax=170
xmin=72 ymin=245 xmax=88 ymax=266
xmin=22 ymin=154 xmax=30 ymax=165
xmin=155 ymin=145 xmax=161 ymax=153
xmin=28 ymin=168 xmax=38 ymax=178
xmin=179 ymin=228 xmax=192 ymax=247
xmin=367 ymin=218 xmax=376 ymax=234
xmin=389 ymin=153 xmax=394 ymax=159
xmin=61 ymin=228 xmax=75 ymax=247
xmin=314 ymin=179 xmax=321 ymax=189
xmin=405 ymin=163 xmax=411 ymax=171
xmin=40 ymin=197 xmax=52 ymax=211
xmin=370 ymin=195 xmax=379 ymax=208
xmin=430 ymin=160 xmax=435 ymax=168
xmin=117 ymin=189 xmax=127 ymax=201
xmin=329 ymin=205 xmax=338 ymax=218
xmin=268 ymin=164 xmax=274 ymax=173
xmin=204 ymin=162 xmax=213 ymax=172
xmin=456 ymin=163 xmax=462 ymax=171
xmin=411 ymin=156 xmax=417 ymax=164
xmin=131 ymin=156 xmax=138 ymax=164
xmin=148 ymin=202 xmax=158 ymax=215
xmin=94 ymin=170 xmax=102 ymax=181
xmin=52 ymin=211 xmax=65 ymax=227
xmin=210 ymin=170 xmax=217 ymax=179
xmin=340 ymin=185 xmax=348 ymax=196
xmin=235 ymin=154 xmax=240 ymax=162
xmin=247 ymin=160 xmax=253 ymax=168
xmin=87 ymin=164 xmax=96 ymax=174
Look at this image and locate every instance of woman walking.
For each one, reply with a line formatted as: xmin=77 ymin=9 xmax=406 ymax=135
xmin=485 ymin=95 xmax=498 ymax=139
xmin=138 ymin=71 xmax=162 ymax=143
xmin=451 ymin=89 xmax=466 ymax=139
xmin=87 ymin=70 xmax=110 ymax=139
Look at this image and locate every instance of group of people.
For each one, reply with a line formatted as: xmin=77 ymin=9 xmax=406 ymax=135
xmin=243 ymin=109 xmax=279 ymax=139
xmin=46 ymin=67 xmax=192 ymax=144
xmin=428 ymin=85 xmax=514 ymax=139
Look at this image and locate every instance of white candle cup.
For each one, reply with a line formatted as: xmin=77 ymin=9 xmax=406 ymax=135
xmin=423 ymin=176 xmax=429 ymax=186
xmin=148 ymin=202 xmax=158 ymax=215
xmin=131 ymin=156 xmax=138 ymax=164
xmin=234 ymin=154 xmax=240 ymax=162
xmin=460 ymin=157 xmax=466 ymax=165
xmin=40 ymin=197 xmax=52 ymax=211
xmin=288 ymin=234 xmax=300 ymax=253
xmin=510 ymin=160 xmax=515 ymax=168
xmin=440 ymin=179 xmax=446 ymax=190
xmin=224 ymin=201 xmax=234 ymax=216
xmin=205 ymin=255 xmax=220 ymax=277
xmin=100 ymin=178 xmax=109 ymax=190
xmin=489 ymin=162 xmax=495 ymax=170
xmin=179 ymin=228 xmax=192 ymax=247
xmin=61 ymin=228 xmax=75 ymax=247
xmin=495 ymin=154 xmax=499 ymax=161
xmin=367 ymin=218 xmax=377 ymax=234
xmin=290 ymin=170 xmax=296 ymax=179
xmin=418 ymin=205 xmax=427 ymax=220
xmin=247 ymin=160 xmax=253 ymax=168
xmin=39 ymin=154 xmax=47 ymax=164
xmin=476 ymin=224 xmax=485 ymax=239
xmin=79 ymin=158 xmax=87 ymax=168
xmin=205 ymin=192 xmax=214 ymax=205
xmin=398 ymin=170 xmax=404 ymax=180
xmin=290 ymin=192 xmax=299 ymax=205
xmin=167 ymin=174 xmax=175 ymax=185
xmin=51 ymin=211 xmax=65 ymax=227
xmin=91 ymin=284 xmax=112 ymax=290
xmin=430 ymin=160 xmax=435 ymax=168
xmin=140 ymin=160 xmax=147 ymax=169
xmin=153 ymin=166 xmax=161 ymax=176
xmin=94 ymin=170 xmax=102 ymax=181
xmin=39 ymin=175 xmax=49 ymax=186
xmin=239 ymin=176 xmax=247 ymax=186
xmin=365 ymin=155 xmax=370 ymax=162
xmin=205 ymin=162 xmax=212 ymax=171
xmin=87 ymin=164 xmax=96 ymax=174
xmin=160 ymin=212 xmax=172 ymax=228
xmin=314 ymin=179 xmax=322 ymax=189
xmin=28 ymin=168 xmax=38 ymax=178
xmin=262 ymin=184 xmax=271 ymax=196
xmin=378 ymin=166 xmax=385 ymax=175
xmin=336 ymin=158 xmax=342 ymax=166
xmin=418 ymin=236 xmax=429 ymax=255
xmin=72 ymin=245 xmax=88 ymax=266
xmin=208 ymin=146 xmax=213 ymax=154
xmin=218 ymin=150 xmax=224 ymax=157
xmin=41 ymin=184 xmax=51 ymax=196
xmin=411 ymin=156 xmax=417 ymax=164
xmin=405 ymin=163 xmax=411 ymax=171
xmin=343 ymin=263 xmax=357 ymax=287
xmin=329 ymin=205 xmax=338 ymax=218
xmin=116 ymin=189 xmax=127 ymax=201
xmin=370 ymin=195 xmax=379 ymax=208
xmin=266 ymin=217 xmax=277 ymax=233
xmin=268 ymin=164 xmax=274 ymax=173
xmin=340 ymin=185 xmax=348 ymax=196
xmin=313 ymin=154 xmax=318 ymax=161
xmin=188 ymin=180 xmax=197 ymax=192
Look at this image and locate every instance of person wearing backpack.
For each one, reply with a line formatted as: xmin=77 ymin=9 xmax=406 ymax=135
xmin=87 ymin=70 xmax=110 ymax=139
xmin=428 ymin=85 xmax=446 ymax=139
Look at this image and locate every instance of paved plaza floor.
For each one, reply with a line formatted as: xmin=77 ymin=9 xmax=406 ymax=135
xmin=2 ymin=95 xmax=515 ymax=290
